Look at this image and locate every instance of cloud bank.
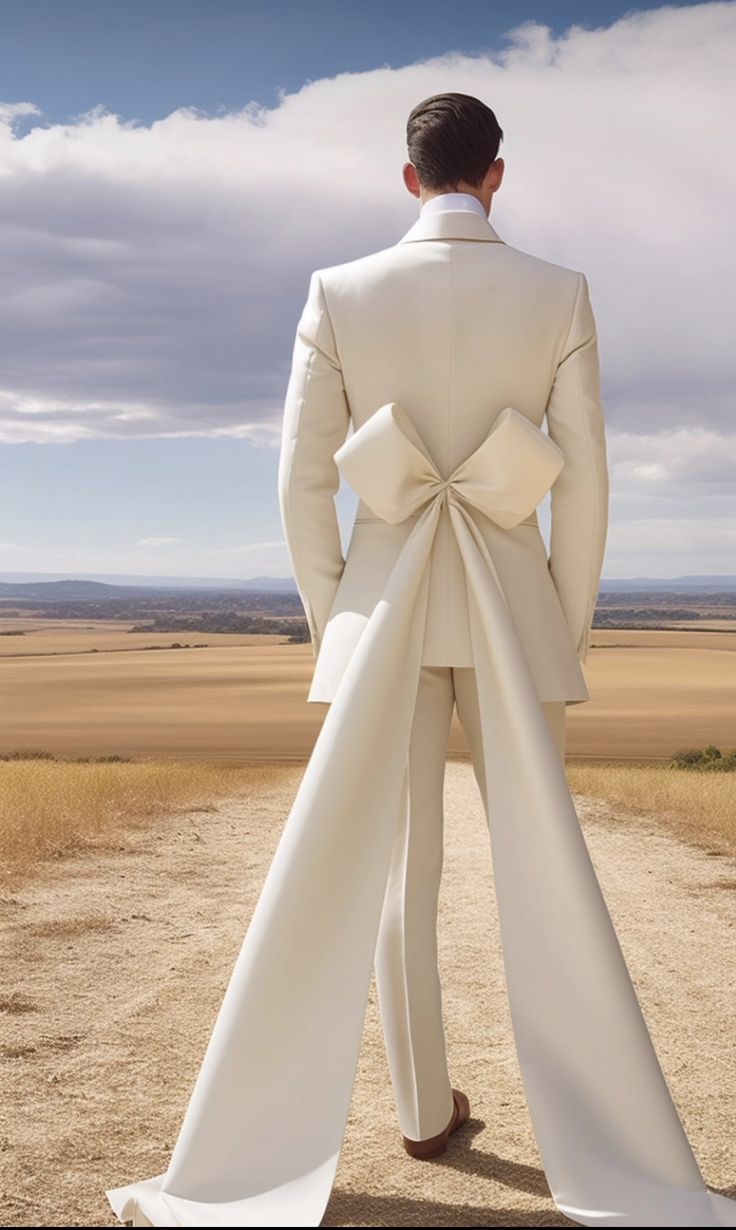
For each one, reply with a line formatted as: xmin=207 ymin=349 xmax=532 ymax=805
xmin=0 ymin=3 xmax=734 ymax=546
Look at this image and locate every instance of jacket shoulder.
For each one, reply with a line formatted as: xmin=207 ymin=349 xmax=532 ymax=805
xmin=310 ymin=245 xmax=399 ymax=294
xmin=314 ymin=241 xmax=584 ymax=294
xmin=500 ymin=242 xmax=585 ymax=288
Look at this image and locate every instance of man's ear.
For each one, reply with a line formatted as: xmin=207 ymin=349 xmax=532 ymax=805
xmin=403 ymin=161 xmax=421 ymax=198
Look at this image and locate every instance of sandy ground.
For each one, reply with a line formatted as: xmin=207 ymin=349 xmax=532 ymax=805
xmin=1 ymin=760 xmax=734 ymax=1228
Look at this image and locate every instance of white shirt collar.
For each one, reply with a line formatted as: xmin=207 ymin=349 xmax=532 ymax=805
xmin=419 ymin=191 xmax=488 ymax=219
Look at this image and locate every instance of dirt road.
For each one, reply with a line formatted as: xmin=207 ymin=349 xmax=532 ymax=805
xmin=2 ymin=761 xmax=734 ymax=1227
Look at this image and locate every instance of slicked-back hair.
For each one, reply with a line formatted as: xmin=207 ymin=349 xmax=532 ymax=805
xmin=406 ymin=93 xmax=504 ymax=191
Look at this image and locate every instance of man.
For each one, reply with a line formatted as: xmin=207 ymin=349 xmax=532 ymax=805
xmin=108 ymin=95 xmax=734 ymax=1230
xmin=278 ymin=92 xmax=609 ymax=1154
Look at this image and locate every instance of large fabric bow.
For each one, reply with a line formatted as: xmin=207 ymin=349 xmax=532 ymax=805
xmin=107 ymin=405 xmax=734 ymax=1229
xmin=335 ymin=400 xmax=564 ymax=529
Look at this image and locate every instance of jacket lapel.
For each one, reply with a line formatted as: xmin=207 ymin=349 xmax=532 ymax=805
xmin=396 ymin=209 xmax=505 ymax=245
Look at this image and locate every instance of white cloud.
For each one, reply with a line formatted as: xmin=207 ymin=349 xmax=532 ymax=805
xmin=0 ymin=3 xmax=733 ymax=446
xmin=604 ymin=516 xmax=736 ymax=577
xmin=0 ymin=101 xmax=40 ymax=127
xmin=603 ymin=425 xmax=736 ymax=571
xmin=0 ymin=3 xmax=733 ymax=580
xmin=137 ymin=536 xmax=183 ymax=546
xmin=609 ymin=427 xmax=736 ymax=498
xmin=208 ymin=539 xmax=288 ymax=557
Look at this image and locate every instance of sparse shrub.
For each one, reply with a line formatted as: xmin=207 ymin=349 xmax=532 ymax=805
xmin=670 ymin=745 xmax=736 ymax=772
xmin=0 ymin=749 xmax=56 ymax=761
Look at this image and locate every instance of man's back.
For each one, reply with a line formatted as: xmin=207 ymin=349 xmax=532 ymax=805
xmin=320 ymin=209 xmax=581 ymax=477
xmin=279 ymin=205 xmax=609 ymax=705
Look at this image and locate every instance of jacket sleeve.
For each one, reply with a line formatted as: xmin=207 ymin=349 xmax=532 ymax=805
xmin=545 ymin=272 xmax=609 ymax=665
xmin=278 ymin=270 xmax=351 ymax=659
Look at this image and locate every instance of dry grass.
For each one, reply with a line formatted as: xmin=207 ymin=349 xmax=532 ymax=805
xmin=566 ymin=758 xmax=736 ymax=853
xmin=0 ymin=756 xmax=286 ymax=884
xmin=2 ymin=749 xmax=734 ymax=889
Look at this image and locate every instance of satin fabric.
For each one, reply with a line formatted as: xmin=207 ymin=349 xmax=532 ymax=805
xmin=107 ymin=405 xmax=735 ymax=1228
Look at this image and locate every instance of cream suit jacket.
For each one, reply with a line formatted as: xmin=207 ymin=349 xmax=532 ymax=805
xmin=278 ymin=207 xmax=609 ymax=705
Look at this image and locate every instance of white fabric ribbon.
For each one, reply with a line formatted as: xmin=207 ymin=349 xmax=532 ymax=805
xmin=107 ymin=404 xmax=735 ymax=1228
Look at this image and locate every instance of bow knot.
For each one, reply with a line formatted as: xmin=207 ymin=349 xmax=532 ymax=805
xmin=334 ymin=402 xmax=565 ymax=531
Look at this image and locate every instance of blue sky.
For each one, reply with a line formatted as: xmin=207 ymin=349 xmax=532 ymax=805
xmin=1 ymin=1 xmax=734 ymax=582
xmin=1 ymin=0 xmax=678 ymax=126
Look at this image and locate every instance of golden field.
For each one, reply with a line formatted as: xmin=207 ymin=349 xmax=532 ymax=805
xmin=1 ymin=617 xmax=735 ymax=881
xmin=1 ymin=619 xmax=735 ymax=762
xmin=1 ymin=618 xmax=735 ymax=881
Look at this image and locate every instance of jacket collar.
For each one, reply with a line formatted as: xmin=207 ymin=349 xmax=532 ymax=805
xmin=396 ymin=209 xmax=505 ymax=245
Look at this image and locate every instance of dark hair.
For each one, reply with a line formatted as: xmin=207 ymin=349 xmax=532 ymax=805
xmin=406 ymin=93 xmax=503 ymax=191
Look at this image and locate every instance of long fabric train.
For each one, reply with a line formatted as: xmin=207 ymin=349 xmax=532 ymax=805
xmin=107 ymin=403 xmax=735 ymax=1228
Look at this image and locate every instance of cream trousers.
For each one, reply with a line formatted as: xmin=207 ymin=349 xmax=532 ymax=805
xmin=374 ymin=664 xmax=566 ymax=1142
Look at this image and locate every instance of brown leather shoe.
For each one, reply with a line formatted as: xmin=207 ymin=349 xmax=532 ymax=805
xmin=402 ymin=1088 xmax=470 ymax=1159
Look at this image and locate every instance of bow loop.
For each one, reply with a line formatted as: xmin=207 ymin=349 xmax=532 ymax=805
xmin=334 ymin=402 xmax=565 ymax=530
xmin=334 ymin=402 xmax=442 ymax=524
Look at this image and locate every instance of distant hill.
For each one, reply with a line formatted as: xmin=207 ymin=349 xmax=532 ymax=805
xmin=0 ymin=574 xmax=298 ymax=598
xmin=599 ymin=576 xmax=736 ymax=592
xmin=1 ymin=572 xmax=733 ymax=639
xmin=0 ymin=573 xmax=307 ymax=638
xmin=1 ymin=572 xmax=734 ymax=597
